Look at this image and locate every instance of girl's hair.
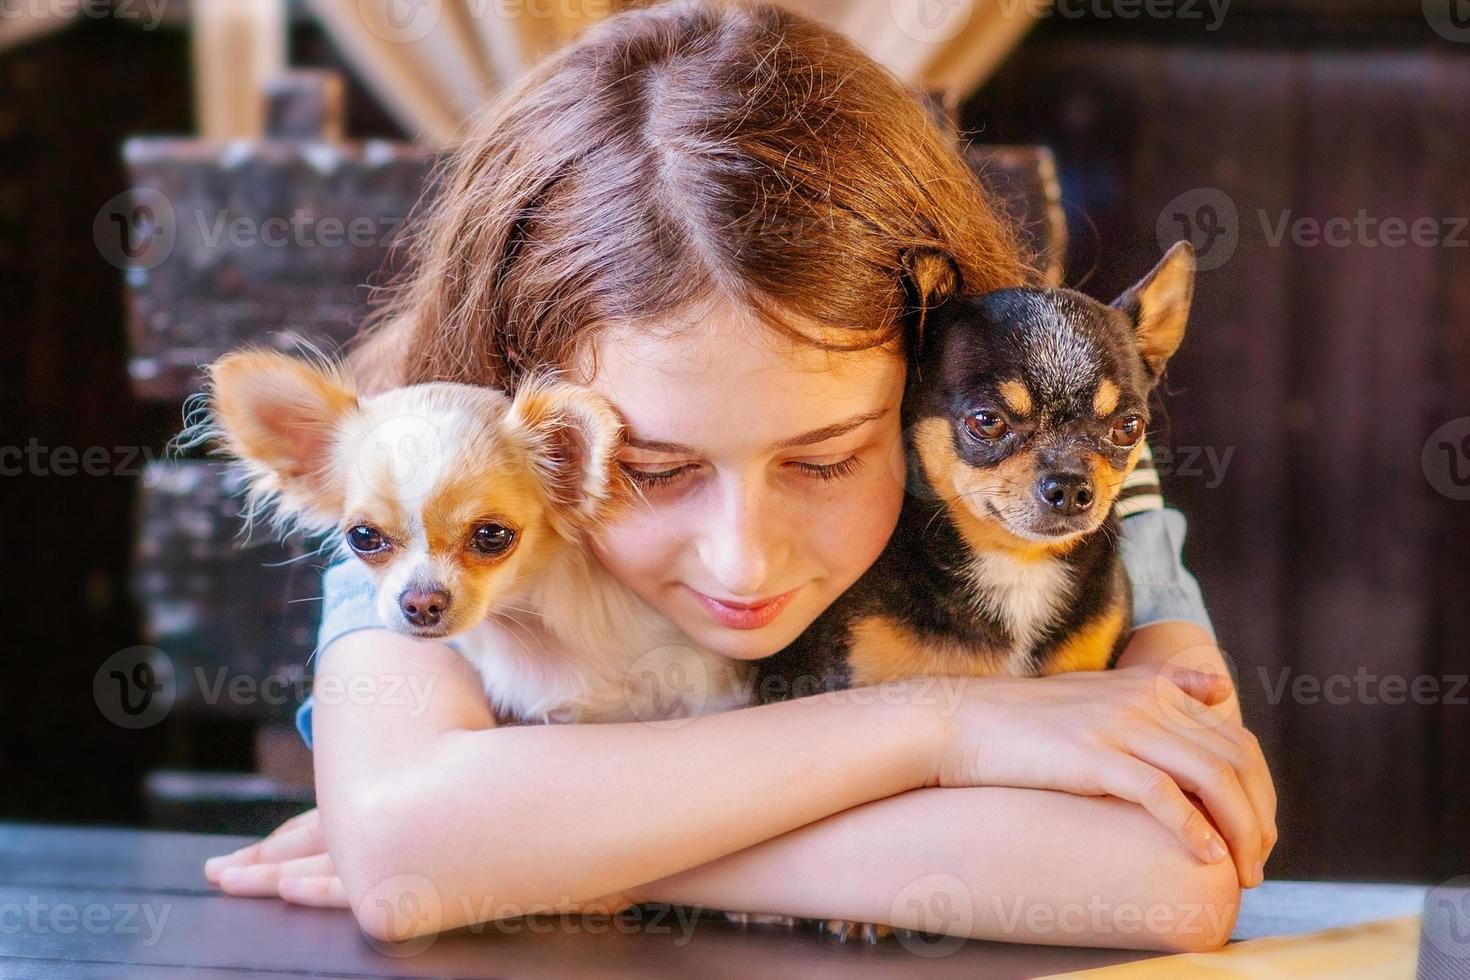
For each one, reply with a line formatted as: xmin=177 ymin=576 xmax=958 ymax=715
xmin=348 ymin=0 xmax=1035 ymax=393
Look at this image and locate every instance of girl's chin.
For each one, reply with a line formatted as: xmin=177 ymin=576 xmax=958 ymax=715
xmin=668 ymin=603 xmax=808 ymax=662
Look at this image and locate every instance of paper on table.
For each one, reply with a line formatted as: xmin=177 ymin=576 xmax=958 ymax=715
xmin=1040 ymin=914 xmax=1420 ymax=980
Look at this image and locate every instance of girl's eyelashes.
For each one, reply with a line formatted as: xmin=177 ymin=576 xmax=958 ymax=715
xmin=619 ymin=462 xmax=697 ymax=488
xmin=790 ymin=454 xmax=865 ymax=482
xmin=617 ymin=453 xmax=866 ymax=489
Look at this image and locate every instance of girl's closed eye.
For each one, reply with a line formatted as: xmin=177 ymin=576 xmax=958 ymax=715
xmin=619 ymin=451 xmax=867 ymax=490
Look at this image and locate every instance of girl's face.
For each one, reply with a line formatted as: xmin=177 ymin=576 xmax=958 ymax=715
xmin=582 ymin=296 xmax=908 ymax=662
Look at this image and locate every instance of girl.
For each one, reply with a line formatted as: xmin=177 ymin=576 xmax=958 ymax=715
xmin=204 ymin=0 xmax=1275 ymax=951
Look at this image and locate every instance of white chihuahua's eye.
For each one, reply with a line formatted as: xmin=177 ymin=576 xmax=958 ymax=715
xmin=471 ymin=523 xmax=516 ymax=556
xmin=346 ymin=524 xmax=388 ymax=554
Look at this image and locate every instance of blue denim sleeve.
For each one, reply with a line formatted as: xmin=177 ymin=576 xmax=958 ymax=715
xmin=1118 ymin=507 xmax=1217 ymax=639
xmin=295 ymin=558 xmax=383 ymax=750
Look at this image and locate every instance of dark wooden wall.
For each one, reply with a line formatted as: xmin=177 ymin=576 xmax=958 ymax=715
xmin=969 ymin=6 xmax=1470 ymax=881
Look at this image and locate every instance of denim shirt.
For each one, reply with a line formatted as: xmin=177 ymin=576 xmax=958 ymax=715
xmin=293 ymin=456 xmax=1214 ymax=749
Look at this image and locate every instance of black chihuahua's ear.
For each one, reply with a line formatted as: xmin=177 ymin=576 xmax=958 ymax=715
xmin=899 ymin=247 xmax=964 ymax=364
xmin=507 ymin=375 xmax=627 ymax=540
xmin=1111 ymin=240 xmax=1196 ymax=378
xmin=201 ymin=349 xmax=358 ymax=529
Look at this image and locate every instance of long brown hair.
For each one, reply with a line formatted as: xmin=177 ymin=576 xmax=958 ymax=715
xmin=349 ymin=0 xmax=1035 ymax=393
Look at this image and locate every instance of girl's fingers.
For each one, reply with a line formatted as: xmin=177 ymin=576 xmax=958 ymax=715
xmin=217 ymin=852 xmax=336 ymax=898
xmin=279 ymin=875 xmax=350 ymax=909
xmin=1098 ymin=757 xmax=1228 ymax=866
xmin=1123 ymin=730 xmax=1262 ymax=887
xmin=1159 ymin=667 xmax=1229 ymax=706
xmin=1153 ymin=678 xmax=1279 ymax=872
xmin=204 ymin=814 xmax=326 ymax=882
xmin=1173 ymin=719 xmax=1279 ymax=877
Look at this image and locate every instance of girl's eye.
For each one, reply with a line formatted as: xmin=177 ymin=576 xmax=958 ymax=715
xmin=790 ymin=454 xmax=865 ymax=482
xmin=471 ymin=523 xmax=516 ymax=555
xmin=1110 ymin=415 xmax=1145 ymax=447
xmin=965 ymin=410 xmax=1009 ymax=441
xmin=346 ymin=524 xmax=388 ymax=554
xmin=620 ymin=462 xmax=698 ymax=489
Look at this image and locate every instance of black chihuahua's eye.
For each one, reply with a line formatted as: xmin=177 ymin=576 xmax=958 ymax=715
xmin=1111 ymin=415 xmax=1145 ymax=447
xmin=965 ymin=409 xmax=1009 ymax=441
xmin=471 ymin=523 xmax=516 ymax=556
xmin=346 ymin=524 xmax=388 ymax=554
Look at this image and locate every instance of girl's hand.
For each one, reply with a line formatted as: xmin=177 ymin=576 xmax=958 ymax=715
xmin=203 ymin=808 xmax=349 ymax=907
xmin=203 ymin=807 xmax=640 ymax=915
xmin=933 ymin=664 xmax=1277 ymax=888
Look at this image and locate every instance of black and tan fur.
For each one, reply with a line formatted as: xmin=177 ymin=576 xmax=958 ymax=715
xmin=755 ymin=242 xmax=1196 ymax=710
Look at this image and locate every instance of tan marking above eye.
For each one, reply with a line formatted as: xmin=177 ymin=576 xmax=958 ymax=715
xmin=997 ymin=380 xmax=1034 ymax=416
xmin=1093 ymin=379 xmax=1121 ymax=417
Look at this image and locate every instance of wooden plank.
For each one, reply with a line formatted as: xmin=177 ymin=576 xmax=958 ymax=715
xmin=131 ymin=460 xmax=326 ymax=722
xmin=191 ymin=0 xmax=287 ymax=140
xmin=121 ymin=137 xmax=436 ymax=401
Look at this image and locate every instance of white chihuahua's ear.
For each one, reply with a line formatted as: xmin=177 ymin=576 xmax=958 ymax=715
xmin=205 ymin=349 xmax=358 ymax=528
xmin=1110 ymin=240 xmax=1196 ymax=378
xmin=507 ymin=375 xmax=626 ymax=539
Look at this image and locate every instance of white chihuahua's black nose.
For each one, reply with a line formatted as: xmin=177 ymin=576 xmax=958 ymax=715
xmin=1038 ymin=473 xmax=1095 ymax=516
xmin=399 ymin=588 xmax=451 ymax=628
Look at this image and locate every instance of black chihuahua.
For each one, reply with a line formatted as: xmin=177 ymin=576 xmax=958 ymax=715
xmin=756 ymin=241 xmax=1196 ymax=702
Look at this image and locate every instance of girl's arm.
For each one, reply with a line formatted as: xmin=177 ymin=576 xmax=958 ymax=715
xmin=637 ymin=786 xmax=1239 ymax=953
xmin=304 ymin=620 xmax=1266 ymax=943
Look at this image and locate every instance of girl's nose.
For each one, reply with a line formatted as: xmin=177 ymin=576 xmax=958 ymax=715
xmin=695 ymin=475 xmax=790 ymax=599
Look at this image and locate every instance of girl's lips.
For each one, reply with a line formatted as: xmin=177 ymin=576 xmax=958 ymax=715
xmin=685 ymin=585 xmax=799 ymax=630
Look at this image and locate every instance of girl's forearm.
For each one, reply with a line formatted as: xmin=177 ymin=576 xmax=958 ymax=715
xmin=313 ymin=632 xmax=944 ymax=939
xmin=635 ymin=785 xmax=1241 ymax=953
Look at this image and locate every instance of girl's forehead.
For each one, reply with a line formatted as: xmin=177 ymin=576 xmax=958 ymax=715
xmin=582 ymin=310 xmax=904 ymax=455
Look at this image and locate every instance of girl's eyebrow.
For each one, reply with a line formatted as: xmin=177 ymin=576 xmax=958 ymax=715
xmin=624 ymin=407 xmax=891 ymax=456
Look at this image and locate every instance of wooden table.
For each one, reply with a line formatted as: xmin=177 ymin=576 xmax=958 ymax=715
xmin=0 ymin=824 xmax=1429 ymax=979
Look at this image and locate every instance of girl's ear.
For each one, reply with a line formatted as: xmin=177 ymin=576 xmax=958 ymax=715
xmin=507 ymin=375 xmax=627 ymax=539
xmin=204 ymin=349 xmax=358 ymax=527
xmin=1110 ymin=240 xmax=1196 ymax=378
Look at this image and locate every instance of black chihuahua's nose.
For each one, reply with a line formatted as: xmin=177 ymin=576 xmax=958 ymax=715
xmin=1038 ymin=473 xmax=1095 ymax=516
xmin=399 ymin=588 xmax=451 ymax=628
